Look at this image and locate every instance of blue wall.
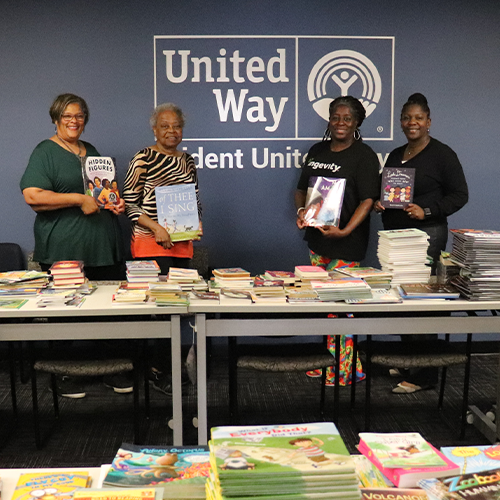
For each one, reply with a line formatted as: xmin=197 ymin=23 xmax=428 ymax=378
xmin=2 ymin=0 xmax=499 ymax=274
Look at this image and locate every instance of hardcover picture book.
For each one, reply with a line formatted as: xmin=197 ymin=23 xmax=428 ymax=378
xmin=440 ymin=445 xmax=500 ymax=474
xmin=83 ymin=156 xmax=120 ymax=209
xmin=103 ymin=443 xmax=210 ymax=498
xmin=210 ymin=422 xmax=355 ymax=476
xmin=12 ymin=470 xmax=91 ymax=500
xmin=303 ymin=176 xmax=346 ymax=227
xmin=155 ymin=183 xmax=201 ymax=242
xmin=358 ymin=438 xmax=459 ymax=488
xmin=380 ymin=167 xmax=415 ymax=209
xmin=418 ymin=468 xmax=500 ymax=499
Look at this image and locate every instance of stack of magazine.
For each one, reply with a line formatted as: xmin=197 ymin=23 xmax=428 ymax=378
xmin=310 ymin=277 xmax=372 ymax=302
xmin=449 ymin=229 xmax=500 ymax=300
xmin=336 ymin=267 xmax=393 ymax=289
xmin=207 ymin=422 xmax=360 ymax=500
xmin=377 ymin=229 xmax=431 ymax=285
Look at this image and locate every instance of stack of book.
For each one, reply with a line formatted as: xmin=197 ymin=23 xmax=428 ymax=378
xmin=250 ymin=279 xmax=287 ymax=304
xmin=113 ymin=282 xmax=150 ymax=305
xmin=103 ymin=442 xmax=211 ymax=500
xmin=358 ymin=432 xmax=460 ymax=488
xmin=449 ymin=229 xmax=500 ymax=300
xmin=165 ymin=267 xmax=208 ymax=291
xmin=294 ymin=265 xmax=329 ymax=282
xmin=211 ymin=268 xmax=254 ymax=290
xmin=311 ymin=277 xmax=372 ymax=302
xmin=149 ymin=286 xmax=190 ymax=307
xmin=49 ymin=260 xmax=86 ymax=287
xmin=377 ymin=229 xmax=431 ymax=285
xmin=0 ymin=270 xmax=50 ymax=298
xmin=126 ymin=260 xmax=161 ymax=284
xmin=337 ymin=267 xmax=393 ymax=290
xmin=207 ymin=422 xmax=360 ymax=500
xmin=285 ymin=287 xmax=320 ymax=303
xmin=264 ymin=270 xmax=297 ymax=285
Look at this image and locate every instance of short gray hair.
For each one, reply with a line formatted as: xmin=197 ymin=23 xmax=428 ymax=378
xmin=150 ymin=103 xmax=185 ymax=129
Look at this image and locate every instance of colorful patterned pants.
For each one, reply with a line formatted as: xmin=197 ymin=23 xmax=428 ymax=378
xmin=309 ymin=251 xmax=365 ymax=386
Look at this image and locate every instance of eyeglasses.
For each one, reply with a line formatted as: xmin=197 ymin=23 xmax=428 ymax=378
xmin=60 ymin=114 xmax=85 ymax=122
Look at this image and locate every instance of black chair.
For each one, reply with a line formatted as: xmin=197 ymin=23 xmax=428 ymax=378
xmin=29 ymin=340 xmax=149 ymax=448
xmin=0 ymin=242 xmax=27 ymax=416
xmin=352 ymin=332 xmax=472 ymax=438
xmin=228 ymin=337 xmax=335 ymax=424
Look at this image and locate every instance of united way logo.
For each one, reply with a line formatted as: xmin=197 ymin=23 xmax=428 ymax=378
xmin=307 ymin=50 xmax=382 ymax=121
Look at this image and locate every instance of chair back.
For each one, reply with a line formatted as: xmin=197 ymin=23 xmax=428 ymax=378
xmin=0 ymin=243 xmax=26 ymax=271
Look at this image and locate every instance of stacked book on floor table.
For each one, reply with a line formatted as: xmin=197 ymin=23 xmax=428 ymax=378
xmin=211 ymin=268 xmax=254 ymax=290
xmin=207 ymin=422 xmax=361 ymax=500
xmin=449 ymin=229 xmax=500 ymax=300
xmin=377 ymin=229 xmax=431 ymax=285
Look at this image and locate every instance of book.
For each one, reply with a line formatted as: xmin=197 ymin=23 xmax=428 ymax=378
xmin=294 ymin=266 xmax=329 ymax=280
xmin=440 ymin=445 xmax=500 ymax=474
xmin=303 ymin=176 xmax=346 ymax=227
xmin=380 ymin=167 xmax=415 ymax=209
xmin=0 ymin=298 xmax=28 ymax=309
xmin=358 ymin=438 xmax=460 ymax=488
xmin=12 ymin=470 xmax=91 ymax=500
xmin=155 ymin=183 xmax=201 ymax=242
xmin=418 ymin=468 xmax=500 ymax=499
xmin=103 ymin=443 xmax=210 ymax=498
xmin=49 ymin=261 xmax=84 ymax=275
xmin=264 ymin=271 xmax=297 ymax=285
xmin=74 ymin=488 xmax=162 ymax=500
xmin=212 ymin=268 xmax=250 ymax=279
xmin=360 ymin=487 xmax=428 ymax=500
xmin=126 ymin=261 xmax=160 ymax=274
xmin=210 ymin=422 xmax=356 ymax=476
xmin=358 ymin=433 xmax=446 ymax=469
xmin=352 ymin=454 xmax=392 ymax=488
xmin=398 ymin=283 xmax=460 ymax=299
xmin=83 ymin=156 xmax=120 ymax=209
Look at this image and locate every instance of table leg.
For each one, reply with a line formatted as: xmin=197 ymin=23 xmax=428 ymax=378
xmin=170 ymin=314 xmax=183 ymax=445
xmin=196 ymin=313 xmax=208 ymax=445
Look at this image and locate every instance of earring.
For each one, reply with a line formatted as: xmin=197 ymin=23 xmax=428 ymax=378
xmin=354 ymin=129 xmax=361 ymax=140
xmin=322 ymin=128 xmax=331 ymax=141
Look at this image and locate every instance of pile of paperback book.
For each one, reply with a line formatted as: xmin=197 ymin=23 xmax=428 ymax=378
xmin=449 ymin=229 xmax=500 ymax=300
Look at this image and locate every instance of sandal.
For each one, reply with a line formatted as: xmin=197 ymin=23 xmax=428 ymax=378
xmin=392 ymin=382 xmax=422 ymax=394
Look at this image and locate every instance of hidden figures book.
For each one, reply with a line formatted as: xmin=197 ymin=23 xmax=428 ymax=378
xmin=83 ymin=156 xmax=120 ymax=209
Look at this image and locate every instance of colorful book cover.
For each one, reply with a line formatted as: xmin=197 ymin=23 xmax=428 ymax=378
xmin=303 ymin=176 xmax=346 ymax=227
xmin=49 ymin=261 xmax=84 ymax=275
xmin=74 ymin=488 xmax=162 ymax=500
xmin=418 ymin=468 xmax=500 ymax=499
xmin=0 ymin=299 xmax=28 ymax=309
xmin=155 ymin=184 xmax=201 ymax=242
xmin=360 ymin=487 xmax=428 ymax=499
xmin=358 ymin=439 xmax=460 ymax=488
xmin=352 ymin=454 xmax=392 ymax=488
xmin=103 ymin=443 xmax=210 ymax=490
xmin=358 ymin=433 xmax=446 ymax=468
xmin=212 ymin=268 xmax=250 ymax=278
xmin=210 ymin=422 xmax=355 ymax=477
xmin=440 ymin=445 xmax=500 ymax=474
xmin=83 ymin=156 xmax=120 ymax=209
xmin=380 ymin=167 xmax=415 ymax=209
xmin=12 ymin=470 xmax=90 ymax=500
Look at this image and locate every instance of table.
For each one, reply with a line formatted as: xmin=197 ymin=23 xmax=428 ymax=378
xmin=190 ymin=296 xmax=500 ymax=444
xmin=0 ymin=285 xmax=186 ymax=445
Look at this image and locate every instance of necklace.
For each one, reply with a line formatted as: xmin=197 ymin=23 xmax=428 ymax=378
xmin=406 ymin=137 xmax=430 ymax=157
xmin=57 ymin=134 xmax=82 ymax=157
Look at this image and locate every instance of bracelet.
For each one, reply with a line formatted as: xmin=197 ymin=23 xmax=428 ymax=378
xmin=296 ymin=207 xmax=305 ymax=216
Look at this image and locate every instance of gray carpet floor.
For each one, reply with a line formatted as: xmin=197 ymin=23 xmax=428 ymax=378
xmin=0 ymin=348 xmax=498 ymax=468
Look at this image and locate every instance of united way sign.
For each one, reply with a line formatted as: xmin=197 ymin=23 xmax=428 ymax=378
xmin=154 ymin=36 xmax=394 ymax=141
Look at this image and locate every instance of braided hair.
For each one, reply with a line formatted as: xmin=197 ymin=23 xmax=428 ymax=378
xmin=323 ymin=95 xmax=366 ymax=141
xmin=401 ymin=93 xmax=430 ymax=118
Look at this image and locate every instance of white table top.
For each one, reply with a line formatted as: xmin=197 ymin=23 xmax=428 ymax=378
xmin=0 ymin=285 xmax=187 ymax=319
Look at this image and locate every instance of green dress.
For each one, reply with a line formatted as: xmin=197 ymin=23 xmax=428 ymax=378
xmin=20 ymin=140 xmax=123 ymax=267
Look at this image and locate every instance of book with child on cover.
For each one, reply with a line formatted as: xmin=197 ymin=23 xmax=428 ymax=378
xmin=303 ymin=176 xmax=346 ymax=227
xmin=210 ymin=422 xmax=355 ymax=477
xmin=83 ymin=156 xmax=120 ymax=209
xmin=380 ymin=167 xmax=415 ymax=209
xmin=155 ymin=184 xmax=201 ymax=242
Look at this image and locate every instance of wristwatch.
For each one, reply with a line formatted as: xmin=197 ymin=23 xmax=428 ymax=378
xmin=423 ymin=208 xmax=432 ymax=218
